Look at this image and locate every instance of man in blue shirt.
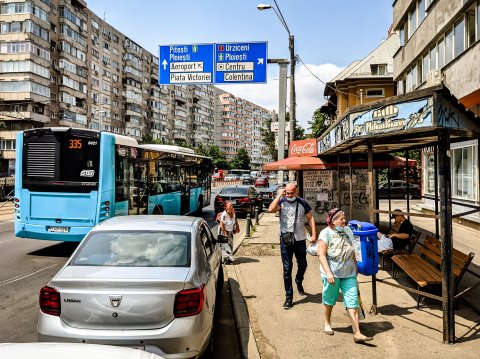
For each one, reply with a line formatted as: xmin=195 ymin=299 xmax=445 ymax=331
xmin=269 ymin=183 xmax=317 ymax=309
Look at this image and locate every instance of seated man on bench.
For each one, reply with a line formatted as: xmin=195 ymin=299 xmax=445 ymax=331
xmin=377 ymin=209 xmax=413 ymax=252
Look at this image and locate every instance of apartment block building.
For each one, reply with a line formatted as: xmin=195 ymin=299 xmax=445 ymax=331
xmin=214 ymin=89 xmax=272 ymax=168
xmin=2 ymin=0 xmax=278 ymax=176
xmin=392 ymin=0 xmax=480 ymax=223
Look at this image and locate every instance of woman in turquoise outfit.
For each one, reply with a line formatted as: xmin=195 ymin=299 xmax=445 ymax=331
xmin=317 ymin=208 xmax=372 ymax=344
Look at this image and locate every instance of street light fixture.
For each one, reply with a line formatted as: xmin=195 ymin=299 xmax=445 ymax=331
xmin=257 ymin=1 xmax=296 ymax=145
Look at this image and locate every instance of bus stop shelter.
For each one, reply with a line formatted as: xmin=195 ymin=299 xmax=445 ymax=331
xmin=316 ymin=85 xmax=480 ymax=343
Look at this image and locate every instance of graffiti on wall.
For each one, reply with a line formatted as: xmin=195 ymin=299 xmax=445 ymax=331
xmin=303 ymin=169 xmax=370 ymax=223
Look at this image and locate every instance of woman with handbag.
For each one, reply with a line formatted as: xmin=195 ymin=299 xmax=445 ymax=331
xmin=218 ymin=201 xmax=239 ymax=264
xmin=317 ymin=208 xmax=373 ymax=344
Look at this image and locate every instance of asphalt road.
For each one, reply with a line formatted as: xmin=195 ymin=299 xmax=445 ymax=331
xmin=0 ymin=187 xmax=242 ymax=358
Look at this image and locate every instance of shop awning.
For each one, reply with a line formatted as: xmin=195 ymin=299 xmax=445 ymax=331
xmin=262 ymin=154 xmax=416 ymax=171
xmin=262 ymin=156 xmax=328 ymax=171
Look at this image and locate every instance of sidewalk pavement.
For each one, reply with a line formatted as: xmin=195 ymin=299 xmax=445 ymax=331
xmin=226 ymin=210 xmax=480 ymax=359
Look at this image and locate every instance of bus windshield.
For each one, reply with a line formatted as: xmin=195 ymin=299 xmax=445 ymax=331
xmin=22 ymin=129 xmax=100 ymax=193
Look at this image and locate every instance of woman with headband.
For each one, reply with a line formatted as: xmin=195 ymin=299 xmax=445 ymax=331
xmin=317 ymin=208 xmax=373 ymax=343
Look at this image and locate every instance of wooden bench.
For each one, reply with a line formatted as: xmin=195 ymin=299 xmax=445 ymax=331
xmin=379 ymin=229 xmax=422 ymax=269
xmin=392 ymin=235 xmax=475 ymax=307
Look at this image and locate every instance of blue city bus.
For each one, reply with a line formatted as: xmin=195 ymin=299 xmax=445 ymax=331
xmin=14 ymin=127 xmax=212 ymax=242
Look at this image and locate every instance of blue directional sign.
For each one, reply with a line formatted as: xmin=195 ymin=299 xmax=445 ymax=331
xmin=214 ymin=42 xmax=267 ymax=84
xmin=159 ymin=43 xmax=214 ymax=85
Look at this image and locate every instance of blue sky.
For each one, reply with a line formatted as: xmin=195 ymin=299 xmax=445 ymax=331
xmin=87 ymin=0 xmax=393 ymax=129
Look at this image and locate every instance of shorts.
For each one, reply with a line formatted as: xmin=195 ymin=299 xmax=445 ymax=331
xmin=321 ymin=275 xmax=359 ymax=308
xmin=377 ymin=234 xmax=393 ymax=252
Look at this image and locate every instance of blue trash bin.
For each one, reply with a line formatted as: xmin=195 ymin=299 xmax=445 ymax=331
xmin=348 ymin=220 xmax=378 ymax=276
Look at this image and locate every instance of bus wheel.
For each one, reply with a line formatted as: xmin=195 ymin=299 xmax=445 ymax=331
xmin=153 ymin=206 xmax=163 ymax=215
xmin=196 ymin=197 xmax=203 ymax=215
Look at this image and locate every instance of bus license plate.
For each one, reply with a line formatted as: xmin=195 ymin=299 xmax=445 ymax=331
xmin=47 ymin=226 xmax=70 ymax=233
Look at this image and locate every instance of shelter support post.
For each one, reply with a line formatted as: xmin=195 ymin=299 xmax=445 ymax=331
xmin=368 ymin=143 xmax=377 ymax=313
xmin=438 ymin=130 xmax=455 ymax=344
xmin=349 ymin=148 xmax=353 ymax=220
xmin=337 ymin=153 xmax=341 ymax=210
xmin=434 ymin=145 xmax=439 ymax=238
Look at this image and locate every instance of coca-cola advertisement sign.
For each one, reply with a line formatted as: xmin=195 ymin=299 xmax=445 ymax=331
xmin=289 ymin=139 xmax=318 ymax=157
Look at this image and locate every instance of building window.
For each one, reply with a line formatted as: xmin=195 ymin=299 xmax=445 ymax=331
xmin=429 ymin=45 xmax=437 ymax=71
xmin=451 ymin=144 xmax=477 ymax=200
xmin=370 ymin=64 xmax=387 ymax=75
xmin=454 ymin=17 xmax=465 ymax=58
xmin=466 ymin=10 xmax=476 ymax=48
xmin=365 ymin=88 xmax=384 ymax=98
xmin=445 ymin=28 xmax=454 ymax=64
xmin=438 ymin=36 xmax=445 ymax=68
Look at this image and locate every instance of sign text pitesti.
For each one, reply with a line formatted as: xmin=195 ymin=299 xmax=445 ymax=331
xmin=159 ymin=44 xmax=214 ymax=85
xmin=159 ymin=41 xmax=267 ymax=85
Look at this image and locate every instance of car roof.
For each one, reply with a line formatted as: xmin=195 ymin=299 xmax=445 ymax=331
xmin=91 ymin=215 xmax=199 ymax=232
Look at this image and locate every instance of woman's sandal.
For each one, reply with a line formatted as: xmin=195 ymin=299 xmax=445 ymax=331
xmin=353 ymin=336 xmax=373 ymax=344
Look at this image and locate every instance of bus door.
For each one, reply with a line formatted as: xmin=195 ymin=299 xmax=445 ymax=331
xmin=129 ymin=161 xmax=148 ymax=215
xmin=179 ymin=166 xmax=190 ymax=215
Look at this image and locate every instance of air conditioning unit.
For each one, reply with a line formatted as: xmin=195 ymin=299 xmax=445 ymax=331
xmin=66 ymin=103 xmax=71 ymax=108
xmin=426 ymin=69 xmax=443 ymax=87
xmin=94 ymin=70 xmax=99 ymax=75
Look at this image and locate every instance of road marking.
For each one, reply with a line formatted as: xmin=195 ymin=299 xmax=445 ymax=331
xmin=0 ymin=264 xmax=58 ymax=287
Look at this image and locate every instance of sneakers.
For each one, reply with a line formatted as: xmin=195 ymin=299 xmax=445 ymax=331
xmin=283 ymin=297 xmax=293 ymax=310
xmin=296 ymin=282 xmax=305 ymax=295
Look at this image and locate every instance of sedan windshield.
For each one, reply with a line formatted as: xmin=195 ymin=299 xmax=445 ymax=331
xmin=221 ymin=187 xmax=248 ymax=195
xmin=70 ymin=231 xmax=190 ymax=267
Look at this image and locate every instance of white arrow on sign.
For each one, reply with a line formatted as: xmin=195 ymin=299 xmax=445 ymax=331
xmin=162 ymin=59 xmax=168 ymax=70
xmin=257 ymin=58 xmax=264 ymax=65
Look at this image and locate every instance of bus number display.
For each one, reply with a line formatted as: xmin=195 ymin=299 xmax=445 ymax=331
xmin=69 ymin=139 xmax=83 ymax=149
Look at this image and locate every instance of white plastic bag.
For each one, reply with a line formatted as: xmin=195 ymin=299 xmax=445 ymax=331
xmin=307 ymin=242 xmax=318 ymax=256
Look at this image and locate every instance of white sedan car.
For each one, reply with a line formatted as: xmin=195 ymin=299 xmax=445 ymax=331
xmin=0 ymin=343 xmax=164 ymax=359
xmin=37 ymin=216 xmax=224 ymax=359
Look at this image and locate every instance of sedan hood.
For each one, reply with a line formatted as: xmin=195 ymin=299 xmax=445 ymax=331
xmin=51 ymin=266 xmax=190 ymax=330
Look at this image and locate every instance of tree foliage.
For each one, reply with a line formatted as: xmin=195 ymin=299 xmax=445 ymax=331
xmin=230 ymin=148 xmax=251 ymax=170
xmin=260 ymin=116 xmax=277 ymax=161
xmin=308 ymin=108 xmax=329 ymax=138
xmin=195 ymin=144 xmax=230 ymax=170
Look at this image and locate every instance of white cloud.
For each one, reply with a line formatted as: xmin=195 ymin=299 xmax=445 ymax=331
xmin=217 ymin=62 xmax=344 ymax=130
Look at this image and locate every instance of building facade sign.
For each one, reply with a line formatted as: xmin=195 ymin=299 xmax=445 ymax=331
xmin=318 ymin=97 xmax=434 ymax=154
xmin=289 ymin=138 xmax=317 ymax=157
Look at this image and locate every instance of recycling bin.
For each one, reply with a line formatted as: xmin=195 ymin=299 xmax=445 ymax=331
xmin=348 ymin=220 xmax=378 ymax=275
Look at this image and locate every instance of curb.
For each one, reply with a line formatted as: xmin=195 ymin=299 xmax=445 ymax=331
xmin=226 ymin=264 xmax=261 ymax=359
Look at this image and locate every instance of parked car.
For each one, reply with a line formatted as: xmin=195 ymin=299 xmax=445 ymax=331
xmin=212 ymin=172 xmax=223 ymax=180
xmin=255 ymin=176 xmax=268 ymax=187
xmin=260 ymin=184 xmax=278 ymax=208
xmin=240 ymin=174 xmax=253 ymax=185
xmin=0 ymin=343 xmax=164 ymax=359
xmin=224 ymin=174 xmax=240 ymax=182
xmin=268 ymin=173 xmax=277 ymax=180
xmin=37 ymin=215 xmax=224 ymax=359
xmin=214 ymin=185 xmax=262 ymax=216
xmin=378 ymin=180 xmax=421 ymax=199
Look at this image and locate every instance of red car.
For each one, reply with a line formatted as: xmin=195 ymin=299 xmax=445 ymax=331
xmin=255 ymin=177 xmax=268 ymax=187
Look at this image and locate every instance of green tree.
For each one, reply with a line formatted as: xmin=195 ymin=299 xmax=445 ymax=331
xmin=140 ymin=134 xmax=161 ymax=144
xmin=230 ymin=148 xmax=251 ymax=169
xmin=260 ymin=116 xmax=278 ymax=160
xmin=195 ymin=144 xmax=229 ymax=170
xmin=308 ymin=108 xmax=329 ymax=138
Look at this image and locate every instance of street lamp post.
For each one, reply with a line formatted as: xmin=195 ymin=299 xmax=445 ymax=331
xmin=257 ymin=2 xmax=295 ymax=144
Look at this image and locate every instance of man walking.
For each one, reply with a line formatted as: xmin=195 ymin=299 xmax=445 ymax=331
xmin=269 ymin=183 xmax=317 ymax=309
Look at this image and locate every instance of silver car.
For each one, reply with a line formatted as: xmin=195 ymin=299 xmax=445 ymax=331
xmin=37 ymin=215 xmax=224 ymax=359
